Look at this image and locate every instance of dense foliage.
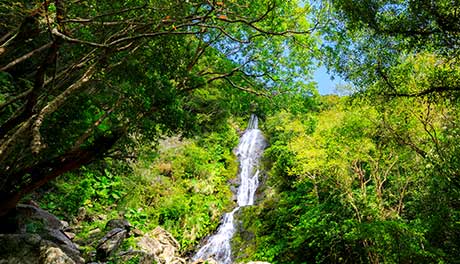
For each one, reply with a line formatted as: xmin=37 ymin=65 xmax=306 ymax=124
xmin=232 ymin=96 xmax=460 ymax=263
xmin=36 ymin=122 xmax=240 ymax=259
xmin=0 ymin=0 xmax=318 ymax=215
xmin=230 ymin=0 xmax=460 ymax=263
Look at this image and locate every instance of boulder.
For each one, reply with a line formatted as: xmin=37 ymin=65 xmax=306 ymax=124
xmin=105 ymin=218 xmax=131 ymax=233
xmin=15 ymin=204 xmax=65 ymax=231
xmin=0 ymin=204 xmax=84 ymax=264
xmin=136 ymin=227 xmax=185 ymax=264
xmin=0 ymin=234 xmax=83 ymax=264
xmin=96 ymin=228 xmax=128 ymax=261
xmin=0 ymin=234 xmax=41 ymax=264
xmin=132 ymin=228 xmax=144 ymax=237
xmin=39 ymin=242 xmax=76 ymax=264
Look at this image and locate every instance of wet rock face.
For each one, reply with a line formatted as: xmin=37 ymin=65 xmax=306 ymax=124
xmin=0 ymin=204 xmax=84 ymax=264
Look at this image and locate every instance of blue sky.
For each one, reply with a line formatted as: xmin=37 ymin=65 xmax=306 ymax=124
xmin=313 ymin=65 xmax=346 ymax=95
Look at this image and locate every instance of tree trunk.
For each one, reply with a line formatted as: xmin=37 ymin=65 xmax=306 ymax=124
xmin=0 ymin=131 xmax=121 ymax=217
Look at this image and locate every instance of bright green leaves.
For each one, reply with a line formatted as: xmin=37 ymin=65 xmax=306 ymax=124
xmin=47 ymin=3 xmax=56 ymax=12
xmin=239 ymin=95 xmax=452 ymax=263
xmin=322 ymin=0 xmax=460 ymax=99
xmin=40 ymin=167 xmax=125 ymax=218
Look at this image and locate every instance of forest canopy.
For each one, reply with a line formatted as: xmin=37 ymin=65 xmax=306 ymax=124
xmin=0 ymin=0 xmax=319 ymax=215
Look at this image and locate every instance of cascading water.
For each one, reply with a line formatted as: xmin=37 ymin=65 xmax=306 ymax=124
xmin=192 ymin=114 xmax=267 ymax=264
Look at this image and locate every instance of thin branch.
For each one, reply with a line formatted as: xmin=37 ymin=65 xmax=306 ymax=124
xmin=387 ymin=86 xmax=460 ymax=97
xmin=197 ymin=24 xmax=250 ymax=43
xmin=223 ymin=77 xmax=269 ymax=97
xmin=61 ymin=18 xmax=140 ymax=26
xmin=206 ymin=65 xmax=245 ymax=83
xmin=0 ymin=31 xmax=15 ymax=45
xmin=186 ymin=33 xmax=222 ymax=71
xmin=62 ymin=5 xmax=150 ymax=23
xmin=0 ymin=42 xmax=53 ymax=71
xmin=249 ymin=2 xmax=276 ymax=24
xmin=107 ymin=29 xmax=202 ymax=46
xmin=383 ymin=118 xmax=427 ymax=158
xmin=217 ymin=16 xmax=317 ymax=36
xmin=51 ymin=28 xmax=108 ymax=47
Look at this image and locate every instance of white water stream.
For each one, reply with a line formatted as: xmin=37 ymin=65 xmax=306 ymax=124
xmin=192 ymin=115 xmax=267 ymax=264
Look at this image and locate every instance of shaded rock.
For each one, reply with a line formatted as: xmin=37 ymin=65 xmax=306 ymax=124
xmin=105 ymin=219 xmax=131 ymax=232
xmin=117 ymin=249 xmax=155 ymax=264
xmin=70 ymin=207 xmax=86 ymax=225
xmin=60 ymin=220 xmax=70 ymax=229
xmin=96 ymin=228 xmax=127 ymax=261
xmin=0 ymin=234 xmax=41 ymax=263
xmin=228 ymin=178 xmax=240 ymax=186
xmin=46 ymin=229 xmax=77 ymax=248
xmin=64 ymin=232 xmax=76 ymax=240
xmin=0 ymin=234 xmax=83 ymax=264
xmin=0 ymin=204 xmax=84 ymax=264
xmin=15 ymin=204 xmax=65 ymax=231
xmin=88 ymin=228 xmax=101 ymax=236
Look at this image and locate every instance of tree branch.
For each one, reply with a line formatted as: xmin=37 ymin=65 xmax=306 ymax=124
xmin=0 ymin=42 xmax=53 ymax=71
xmin=52 ymin=28 xmax=108 ymax=47
xmin=387 ymin=86 xmax=460 ymax=97
xmin=31 ymin=63 xmax=97 ymax=153
xmin=223 ymin=77 xmax=269 ymax=97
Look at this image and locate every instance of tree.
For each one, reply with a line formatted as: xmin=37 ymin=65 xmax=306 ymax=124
xmin=322 ymin=0 xmax=460 ymax=98
xmin=0 ymin=0 xmax=319 ymax=216
xmin=316 ymin=1 xmax=460 ymax=261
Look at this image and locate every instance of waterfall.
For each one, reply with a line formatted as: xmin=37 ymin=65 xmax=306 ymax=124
xmin=192 ymin=114 xmax=267 ymax=264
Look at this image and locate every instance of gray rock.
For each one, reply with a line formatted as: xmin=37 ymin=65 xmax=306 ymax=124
xmin=136 ymin=227 xmax=185 ymax=264
xmin=96 ymin=228 xmax=127 ymax=261
xmin=105 ymin=219 xmax=131 ymax=232
xmin=0 ymin=204 xmax=84 ymax=264
xmin=39 ymin=243 xmax=76 ymax=264
xmin=88 ymin=228 xmax=101 ymax=236
xmin=63 ymin=232 xmax=76 ymax=240
xmin=15 ymin=204 xmax=65 ymax=231
xmin=0 ymin=234 xmax=41 ymax=264
xmin=0 ymin=234 xmax=84 ymax=264
xmin=132 ymin=228 xmax=144 ymax=237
